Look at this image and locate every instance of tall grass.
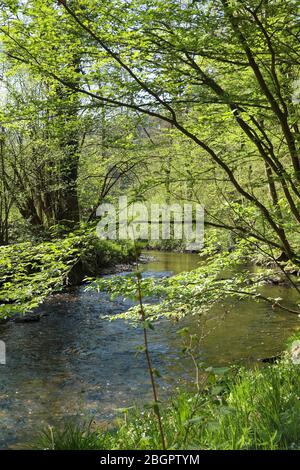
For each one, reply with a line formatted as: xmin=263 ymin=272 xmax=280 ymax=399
xmin=36 ymin=352 xmax=300 ymax=450
xmin=37 ymin=422 xmax=110 ymax=450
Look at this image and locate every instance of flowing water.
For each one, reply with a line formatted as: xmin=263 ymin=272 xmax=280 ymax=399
xmin=0 ymin=251 xmax=299 ymax=448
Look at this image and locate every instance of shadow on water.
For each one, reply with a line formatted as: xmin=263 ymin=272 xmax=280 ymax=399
xmin=0 ymin=250 xmax=299 ymax=448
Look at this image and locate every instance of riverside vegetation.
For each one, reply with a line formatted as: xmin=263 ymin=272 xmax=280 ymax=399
xmin=37 ymin=339 xmax=300 ymax=450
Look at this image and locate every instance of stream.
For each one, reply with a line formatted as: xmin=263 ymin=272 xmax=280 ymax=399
xmin=0 ymin=250 xmax=300 ymax=449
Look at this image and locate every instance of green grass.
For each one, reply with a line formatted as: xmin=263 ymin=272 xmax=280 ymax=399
xmin=37 ymin=422 xmax=111 ymax=450
xmin=36 ymin=346 xmax=300 ymax=450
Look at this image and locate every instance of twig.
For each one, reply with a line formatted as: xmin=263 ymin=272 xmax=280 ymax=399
xmin=133 ymin=242 xmax=167 ymax=450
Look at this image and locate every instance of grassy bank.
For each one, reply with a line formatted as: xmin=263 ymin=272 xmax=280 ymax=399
xmin=37 ymin=339 xmax=300 ymax=450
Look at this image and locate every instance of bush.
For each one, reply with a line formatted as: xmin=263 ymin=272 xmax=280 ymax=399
xmin=80 ymin=239 xmax=138 ymax=275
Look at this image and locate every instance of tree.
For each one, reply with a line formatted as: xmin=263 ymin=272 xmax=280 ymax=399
xmin=1 ymin=0 xmax=300 ymax=261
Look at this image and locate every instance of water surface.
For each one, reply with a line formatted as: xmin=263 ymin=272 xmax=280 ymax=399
xmin=0 ymin=251 xmax=299 ymax=448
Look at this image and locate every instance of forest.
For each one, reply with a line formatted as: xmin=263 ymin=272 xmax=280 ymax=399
xmin=1 ymin=0 xmax=300 ymax=453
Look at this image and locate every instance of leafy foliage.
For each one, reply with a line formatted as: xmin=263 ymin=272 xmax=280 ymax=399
xmin=0 ymin=233 xmax=84 ymax=319
xmin=90 ymin=238 xmax=297 ymax=322
xmin=0 ymin=226 xmax=136 ymax=319
xmin=1 ymin=0 xmax=300 ymax=265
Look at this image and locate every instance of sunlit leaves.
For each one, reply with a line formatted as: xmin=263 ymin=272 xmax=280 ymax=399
xmin=0 ymin=229 xmax=89 ymax=319
xmin=90 ymin=240 xmax=271 ymax=322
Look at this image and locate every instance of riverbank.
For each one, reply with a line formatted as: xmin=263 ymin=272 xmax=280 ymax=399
xmin=36 ymin=336 xmax=300 ymax=450
xmin=0 ymin=236 xmax=143 ymax=324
